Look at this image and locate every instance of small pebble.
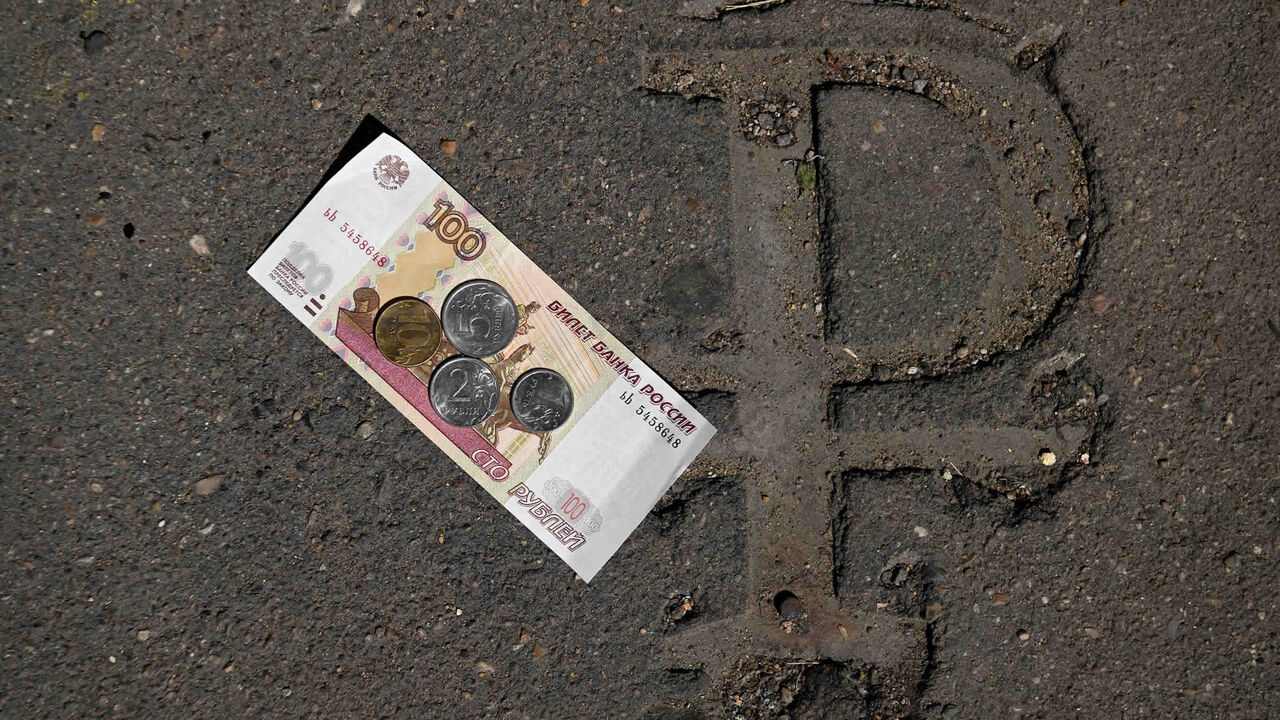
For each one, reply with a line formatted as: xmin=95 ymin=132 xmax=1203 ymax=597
xmin=1090 ymin=293 xmax=1111 ymax=314
xmin=194 ymin=475 xmax=224 ymax=496
xmin=188 ymin=235 xmax=210 ymax=256
xmin=137 ymin=630 xmax=151 ymax=641
xmin=1038 ymin=450 xmax=1057 ymax=466
xmin=440 ymin=139 xmax=457 ymax=156
xmin=91 ymin=124 xmax=105 ymax=142
xmin=357 ymin=422 xmax=375 ymax=439
xmin=1223 ymin=551 xmax=1242 ymax=572
xmin=514 ymin=628 xmax=533 ymax=649
xmin=1017 ymin=629 xmax=1030 ymax=641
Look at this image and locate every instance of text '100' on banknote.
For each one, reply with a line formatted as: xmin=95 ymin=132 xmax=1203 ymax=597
xmin=248 ymin=118 xmax=716 ymax=582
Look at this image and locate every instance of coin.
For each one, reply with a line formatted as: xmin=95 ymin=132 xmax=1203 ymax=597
xmin=374 ymin=297 xmax=442 ymax=367
xmin=429 ymin=356 xmax=501 ymax=427
xmin=440 ymin=279 xmax=518 ymax=358
xmin=510 ymin=368 xmax=574 ymax=432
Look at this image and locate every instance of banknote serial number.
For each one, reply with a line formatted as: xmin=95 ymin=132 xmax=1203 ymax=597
xmin=618 ymin=391 xmax=682 ymax=449
xmin=322 ymin=207 xmax=389 ymax=267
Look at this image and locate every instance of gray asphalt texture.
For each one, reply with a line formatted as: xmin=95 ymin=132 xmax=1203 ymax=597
xmin=2 ymin=0 xmax=1278 ymax=718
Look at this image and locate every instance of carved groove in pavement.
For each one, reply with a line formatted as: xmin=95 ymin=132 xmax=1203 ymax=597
xmin=643 ymin=16 xmax=1093 ymax=716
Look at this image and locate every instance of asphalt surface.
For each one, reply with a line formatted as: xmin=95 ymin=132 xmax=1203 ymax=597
xmin=2 ymin=1 xmax=1278 ymax=718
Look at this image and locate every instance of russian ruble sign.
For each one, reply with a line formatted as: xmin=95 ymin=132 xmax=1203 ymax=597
xmin=249 ymin=118 xmax=716 ymax=582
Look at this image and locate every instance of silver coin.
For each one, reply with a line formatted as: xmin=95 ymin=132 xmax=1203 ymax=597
xmin=510 ymin=368 xmax=574 ymax=432
xmin=440 ymin=280 xmax=518 ymax=358
xmin=428 ymin=356 xmax=501 ymax=427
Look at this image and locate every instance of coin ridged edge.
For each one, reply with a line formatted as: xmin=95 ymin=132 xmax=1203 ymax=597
xmin=511 ymin=367 xmax=575 ymax=433
xmin=428 ymin=355 xmax=501 ymax=428
xmin=373 ymin=296 xmax=442 ymax=367
xmin=440 ymin=279 xmax=518 ymax=358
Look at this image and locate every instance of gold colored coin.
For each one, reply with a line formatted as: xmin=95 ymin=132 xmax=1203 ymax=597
xmin=374 ymin=297 xmax=442 ymax=367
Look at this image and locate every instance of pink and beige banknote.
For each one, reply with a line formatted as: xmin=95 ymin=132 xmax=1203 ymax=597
xmin=249 ymin=123 xmax=716 ymax=582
